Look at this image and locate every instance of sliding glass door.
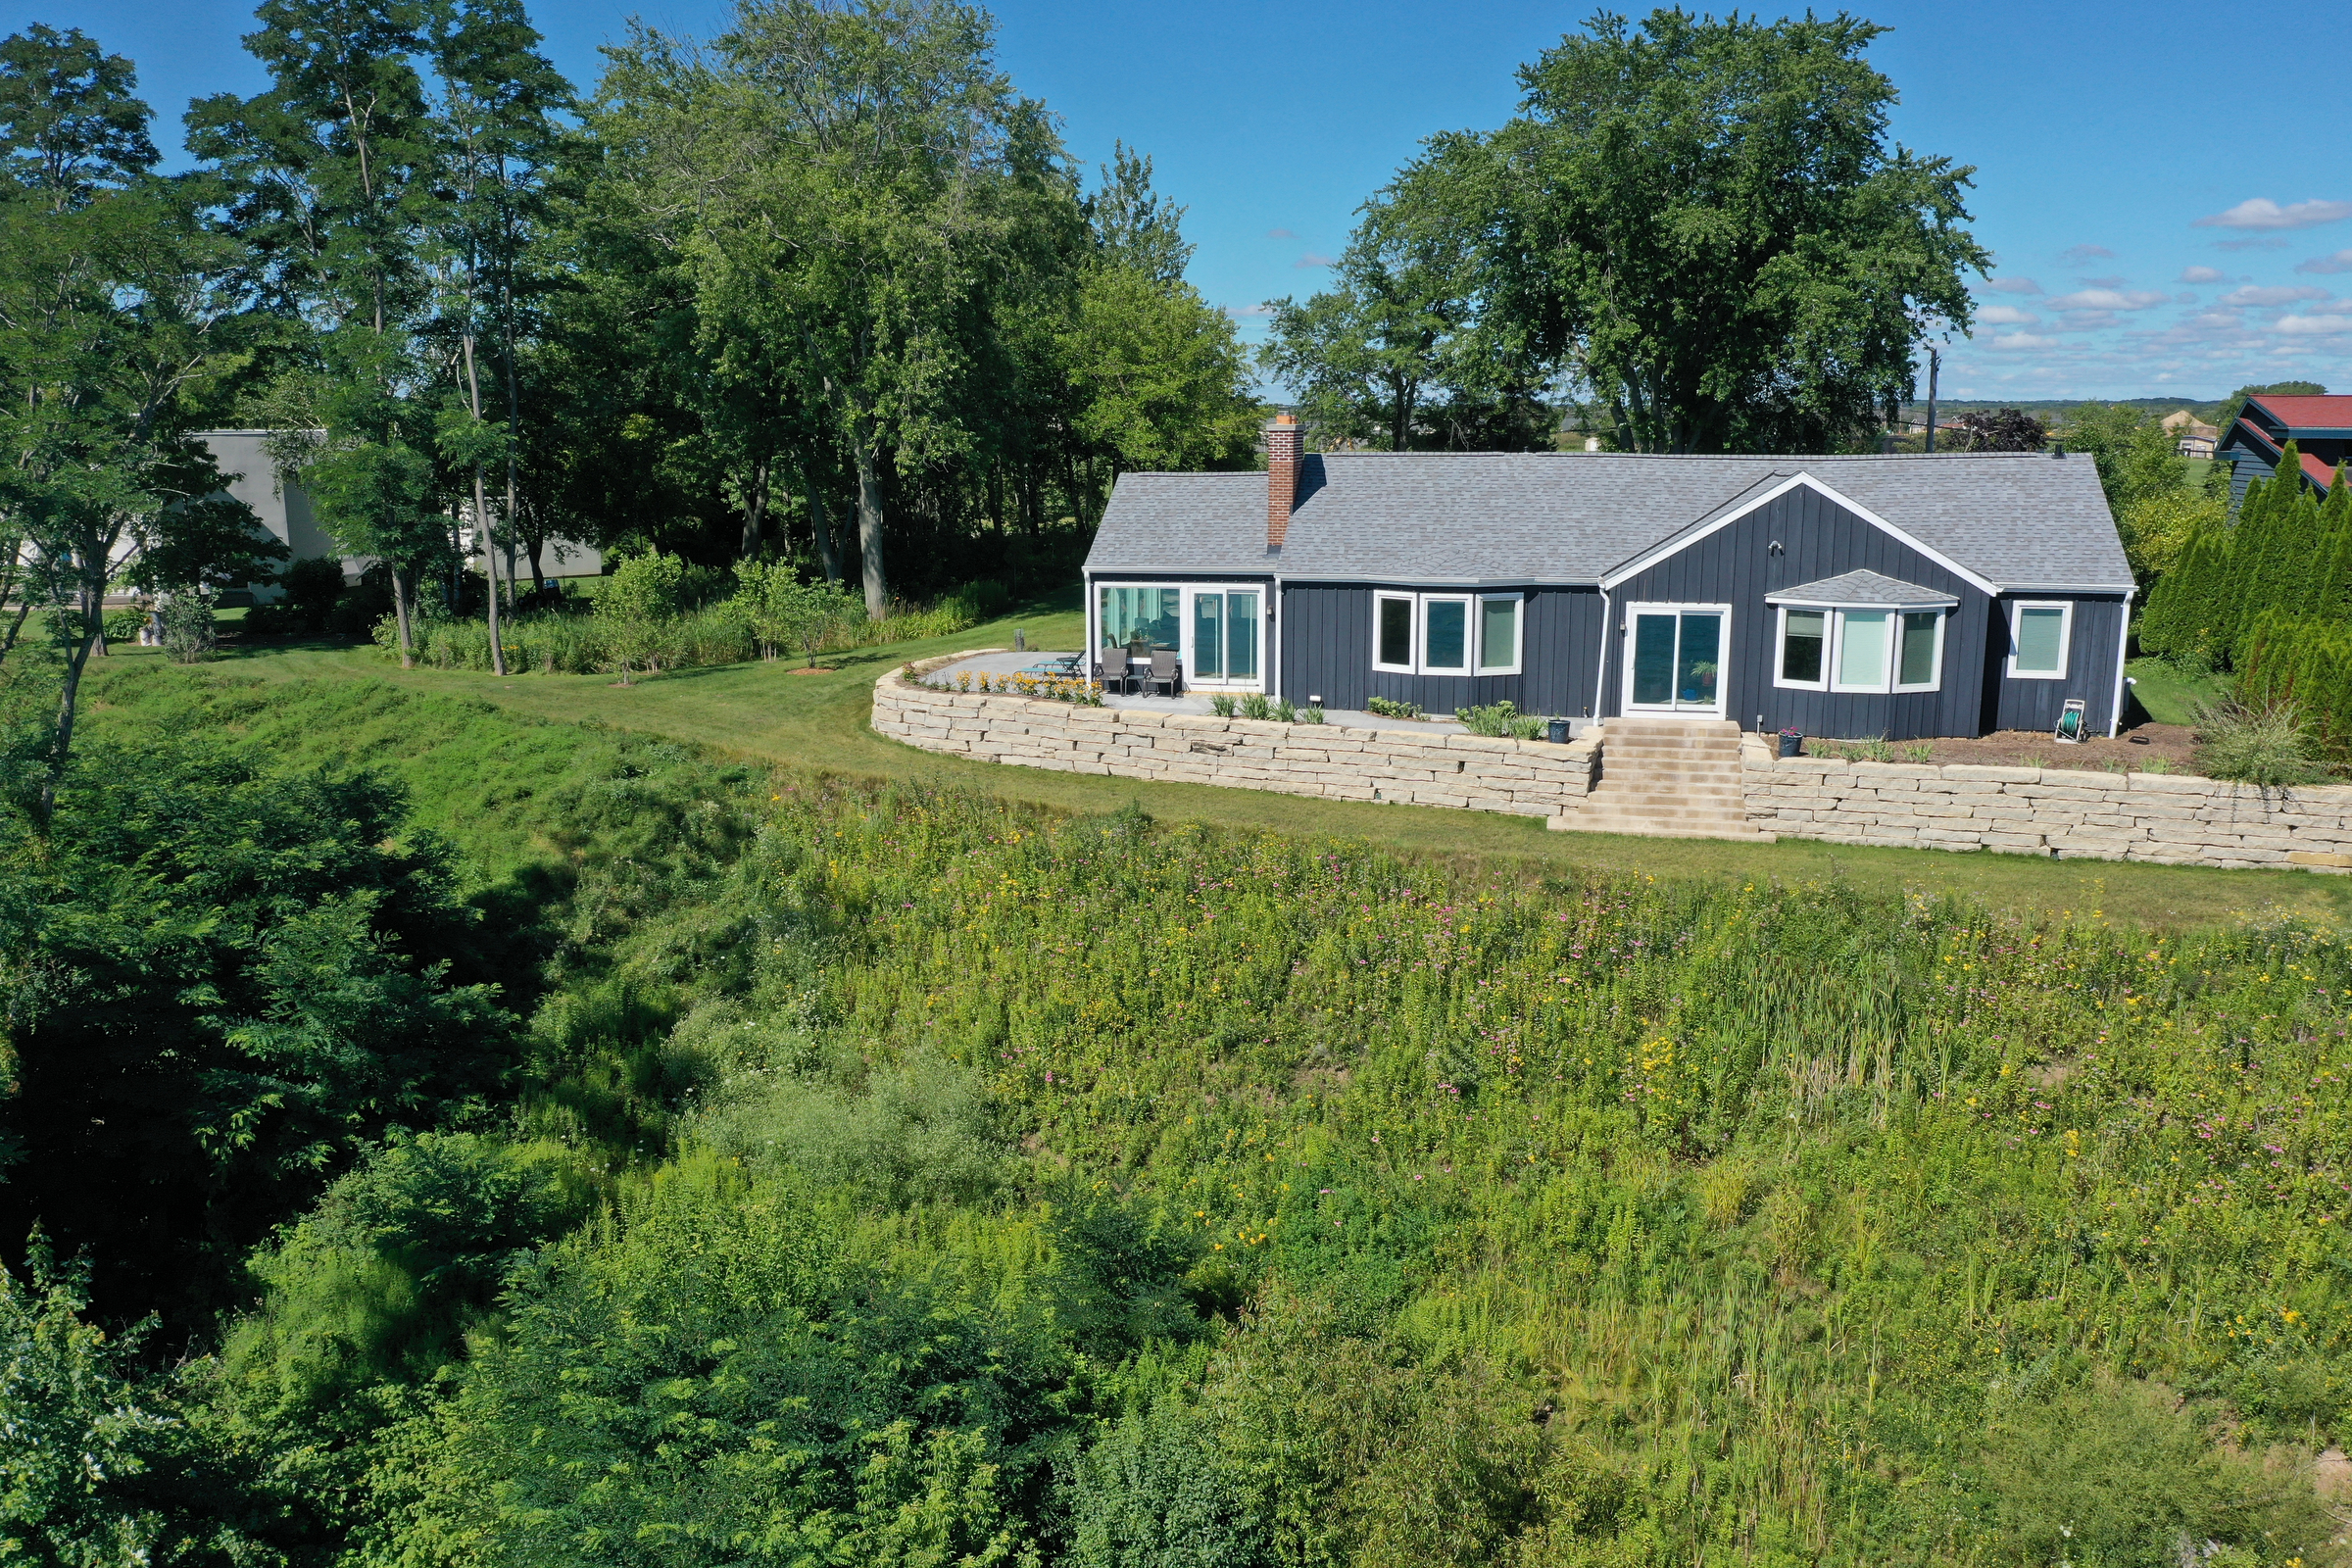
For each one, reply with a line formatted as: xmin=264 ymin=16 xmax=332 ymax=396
xmin=1623 ymin=604 xmax=1729 ymax=714
xmin=1189 ymin=588 xmax=1261 ymax=687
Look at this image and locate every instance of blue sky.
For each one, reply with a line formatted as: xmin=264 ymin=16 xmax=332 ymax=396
xmin=21 ymin=0 xmax=2352 ymax=403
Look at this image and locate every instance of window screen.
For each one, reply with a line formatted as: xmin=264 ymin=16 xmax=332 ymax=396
xmin=1836 ymin=611 xmax=1889 ymax=689
xmin=1478 ymin=598 xmax=1518 ymax=670
xmin=1781 ymin=610 xmax=1826 ymax=683
xmin=2014 ymin=607 xmax=2066 ymax=674
xmin=1424 ymin=599 xmax=1467 ymax=670
xmin=1898 ymin=612 xmax=1939 ymax=687
xmin=1377 ymin=597 xmax=1412 ymax=666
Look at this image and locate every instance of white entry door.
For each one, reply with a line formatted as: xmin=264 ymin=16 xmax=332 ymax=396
xmin=1622 ymin=604 xmax=1730 ymax=715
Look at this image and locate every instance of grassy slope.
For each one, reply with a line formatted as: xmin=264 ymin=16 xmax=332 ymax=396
xmin=2127 ymin=655 xmax=2230 ymax=727
xmin=80 ymin=612 xmax=2352 ymax=931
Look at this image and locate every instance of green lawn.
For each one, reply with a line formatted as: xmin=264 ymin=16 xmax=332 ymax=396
xmin=82 ymin=606 xmax=2352 ymax=930
xmin=2124 ymin=654 xmax=2227 ymax=725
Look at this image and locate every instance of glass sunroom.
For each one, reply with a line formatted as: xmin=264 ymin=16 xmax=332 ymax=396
xmin=1096 ymin=582 xmax=1265 ymax=691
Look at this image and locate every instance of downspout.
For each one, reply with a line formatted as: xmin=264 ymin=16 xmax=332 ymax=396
xmin=1590 ymin=585 xmax=1613 ymax=730
xmin=1269 ymin=573 xmax=1282 ymax=700
xmin=2107 ymin=590 xmax=2133 ymax=738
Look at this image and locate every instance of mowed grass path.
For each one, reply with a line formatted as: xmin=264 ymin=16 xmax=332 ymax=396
xmin=94 ymin=604 xmax=2352 ymax=930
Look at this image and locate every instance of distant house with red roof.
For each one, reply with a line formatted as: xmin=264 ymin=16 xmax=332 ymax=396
xmin=2215 ymin=393 xmax=2350 ymax=507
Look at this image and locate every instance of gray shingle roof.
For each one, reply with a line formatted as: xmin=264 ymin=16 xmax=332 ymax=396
xmin=1084 ymin=452 xmax=2132 ymax=593
xmin=1765 ymin=568 xmax=1959 ymax=607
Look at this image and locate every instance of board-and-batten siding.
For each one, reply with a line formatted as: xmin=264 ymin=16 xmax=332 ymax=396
xmin=1600 ymin=484 xmax=2121 ymax=740
xmin=1277 ymin=584 xmax=1603 ymax=716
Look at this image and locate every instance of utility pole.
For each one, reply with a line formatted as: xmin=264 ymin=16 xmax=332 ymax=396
xmin=1924 ymin=348 xmax=1940 ymax=454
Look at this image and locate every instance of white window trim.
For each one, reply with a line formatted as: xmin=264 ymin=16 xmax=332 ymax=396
xmin=1372 ymin=591 xmax=1417 ymax=673
xmin=2007 ymin=600 xmax=2074 ymax=681
xmin=1372 ymin=591 xmax=1526 ymax=676
xmin=1094 ymin=582 xmax=1266 ymax=691
xmin=1476 ymin=592 xmax=1525 ymax=675
xmin=1619 ymin=602 xmax=1733 ymax=716
xmin=1773 ymin=606 xmax=1830 ymax=692
xmin=1892 ymin=609 xmax=1947 ymax=694
xmin=1419 ymin=592 xmax=1474 ymax=674
xmin=1831 ymin=609 xmax=1895 ymax=694
xmin=1772 ymin=604 xmax=1949 ymax=694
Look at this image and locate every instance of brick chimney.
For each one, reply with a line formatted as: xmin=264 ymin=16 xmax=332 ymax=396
xmin=1266 ymin=411 xmax=1301 ymax=550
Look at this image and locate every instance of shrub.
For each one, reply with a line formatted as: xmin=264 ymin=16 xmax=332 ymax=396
xmin=158 ymin=596 xmax=216 ymax=663
xmin=2190 ymin=698 xmax=2334 ymax=786
xmin=1238 ymin=693 xmax=1272 ymax=720
xmin=1366 ymin=695 xmax=1423 ymax=720
xmin=1271 ymin=697 xmax=1298 ymax=723
xmin=101 ymin=606 xmax=146 ymax=644
xmin=596 ymin=553 xmax=686 ymax=682
xmin=1208 ymin=694 xmax=1236 ymax=717
xmin=1453 ymin=700 xmax=1544 ymax=739
xmin=1298 ymin=706 xmax=1325 ymax=725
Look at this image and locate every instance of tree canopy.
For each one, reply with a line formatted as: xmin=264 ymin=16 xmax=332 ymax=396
xmin=1265 ymin=9 xmax=1987 ymax=454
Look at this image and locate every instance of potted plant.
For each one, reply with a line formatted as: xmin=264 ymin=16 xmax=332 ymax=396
xmin=1777 ymin=725 xmax=1803 ymax=758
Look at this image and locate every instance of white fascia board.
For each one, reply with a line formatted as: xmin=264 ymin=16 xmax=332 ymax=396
xmin=1275 ymin=573 xmax=1593 ymax=588
xmin=1764 ymin=592 xmax=1960 ymax=611
xmin=1995 ymin=583 xmax=2135 ymax=596
xmin=1598 ymin=471 xmax=2002 ymax=597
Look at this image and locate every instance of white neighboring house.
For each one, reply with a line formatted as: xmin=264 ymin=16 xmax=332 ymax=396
xmin=193 ymin=429 xmax=608 ymax=600
xmin=195 ymin=429 xmax=352 ymax=602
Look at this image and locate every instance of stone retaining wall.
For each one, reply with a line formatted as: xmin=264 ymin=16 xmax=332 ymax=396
xmin=1739 ymin=735 xmax=2352 ymax=870
xmin=872 ymin=657 xmax=2352 ymax=871
xmin=873 ymin=657 xmax=1599 ymax=816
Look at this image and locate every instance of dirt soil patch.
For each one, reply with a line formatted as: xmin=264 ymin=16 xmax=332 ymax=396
xmin=1806 ymin=723 xmax=2204 ymax=775
xmin=1912 ymin=724 xmax=2199 ymax=774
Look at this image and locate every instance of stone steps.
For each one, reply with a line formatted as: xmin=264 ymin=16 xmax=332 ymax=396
xmin=1550 ymin=717 xmax=1768 ymax=842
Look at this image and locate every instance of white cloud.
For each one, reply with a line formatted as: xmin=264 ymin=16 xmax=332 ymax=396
xmin=1295 ymin=253 xmax=1334 ymax=269
xmin=2047 ymin=288 xmax=2168 ymax=311
xmin=1976 ymin=304 xmax=2040 ymax=326
xmin=2297 ymin=250 xmax=2352 ymax=274
xmin=2195 ymin=197 xmax=2352 ymax=230
xmin=1224 ymin=304 xmax=1273 ymax=318
xmin=2060 ymin=244 xmax=2117 ymax=264
xmin=2179 ymin=266 xmax=2226 ymax=283
xmin=2219 ymin=283 xmax=2329 ymax=307
xmin=2275 ymin=315 xmax=2352 ymax=335
xmin=1982 ymin=276 xmax=2042 ymax=295
xmin=1265 ymin=227 xmax=1296 ymax=240
xmin=1987 ymin=333 xmax=2061 ymax=351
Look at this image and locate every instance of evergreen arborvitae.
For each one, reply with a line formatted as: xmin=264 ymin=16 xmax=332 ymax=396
xmin=2308 ymin=465 xmax=2352 ymax=624
xmin=2224 ymin=448 xmax=2311 ymax=663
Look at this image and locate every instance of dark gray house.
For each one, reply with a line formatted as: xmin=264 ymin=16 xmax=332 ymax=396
xmin=1082 ymin=416 xmax=2136 ymax=740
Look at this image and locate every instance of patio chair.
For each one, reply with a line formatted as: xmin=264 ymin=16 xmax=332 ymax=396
xmin=1149 ymin=650 xmax=1181 ymax=698
xmin=1096 ymin=647 xmax=1131 ymax=694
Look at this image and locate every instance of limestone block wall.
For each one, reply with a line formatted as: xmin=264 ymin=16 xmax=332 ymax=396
xmin=1739 ymin=734 xmax=2352 ymax=869
xmin=872 ymin=660 xmax=1599 ymax=817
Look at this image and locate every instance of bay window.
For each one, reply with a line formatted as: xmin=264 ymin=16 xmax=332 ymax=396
xmin=1372 ymin=591 xmax=1524 ymax=676
xmin=1775 ymin=604 xmax=1947 ymax=694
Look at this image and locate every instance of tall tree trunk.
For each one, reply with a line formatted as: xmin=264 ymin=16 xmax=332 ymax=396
xmin=851 ymin=431 xmax=888 ymax=616
xmin=463 ymin=331 xmax=507 ymax=675
xmin=390 ymin=563 xmax=416 ymax=668
xmin=807 ymin=477 xmax=839 ymax=584
xmin=525 ymin=531 xmax=546 ymax=596
xmin=740 ymin=458 xmax=770 ymax=559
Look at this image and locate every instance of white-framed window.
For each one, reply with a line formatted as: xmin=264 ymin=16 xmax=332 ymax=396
xmin=1894 ymin=610 xmax=1944 ymax=692
xmin=1775 ymin=606 xmax=1948 ymax=694
xmin=1373 ymin=592 xmax=1416 ymax=672
xmin=1371 ymin=591 xmax=1526 ymax=676
xmin=1420 ymin=594 xmax=1472 ymax=672
xmin=1477 ymin=593 xmax=1524 ymax=674
xmin=2007 ymin=600 xmax=2073 ymax=680
xmin=1775 ymin=607 xmax=1829 ymax=690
